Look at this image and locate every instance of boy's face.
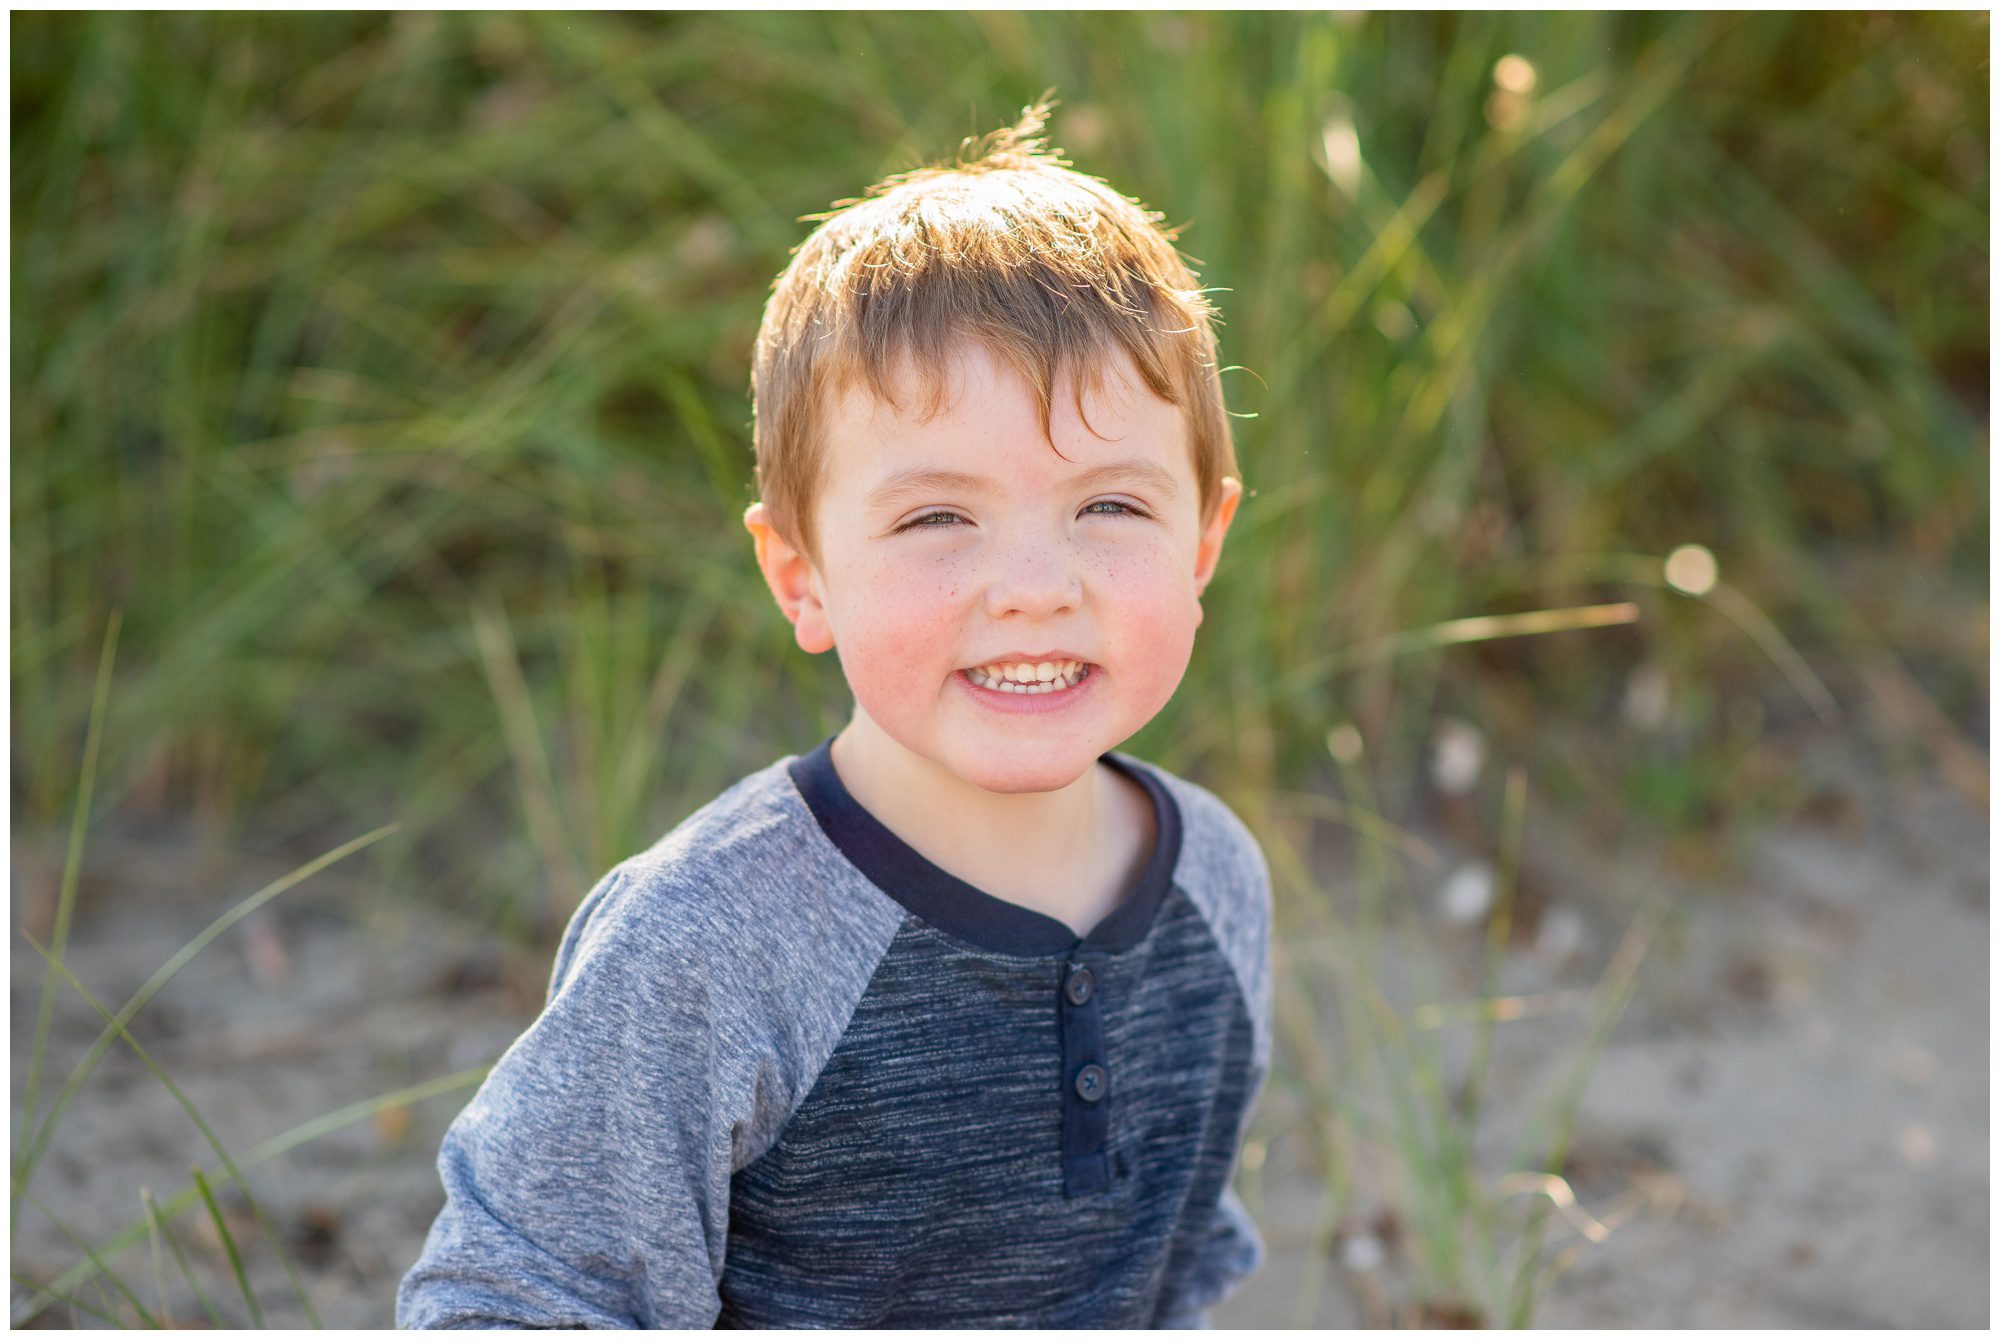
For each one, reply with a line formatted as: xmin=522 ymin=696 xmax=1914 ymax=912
xmin=745 ymin=342 xmax=1241 ymax=795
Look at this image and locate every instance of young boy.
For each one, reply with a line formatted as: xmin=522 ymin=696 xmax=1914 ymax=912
xmin=397 ymin=101 xmax=1271 ymax=1329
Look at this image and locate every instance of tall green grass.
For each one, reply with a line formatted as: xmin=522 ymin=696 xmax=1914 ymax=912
xmin=13 ymin=10 xmax=1986 ymax=1325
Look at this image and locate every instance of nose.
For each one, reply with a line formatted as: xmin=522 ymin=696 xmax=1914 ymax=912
xmin=981 ymin=531 xmax=1083 ymax=621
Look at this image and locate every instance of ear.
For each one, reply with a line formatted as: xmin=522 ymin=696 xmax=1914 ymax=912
xmin=743 ymin=502 xmax=835 ymax=654
xmin=1191 ymin=477 xmax=1243 ymax=612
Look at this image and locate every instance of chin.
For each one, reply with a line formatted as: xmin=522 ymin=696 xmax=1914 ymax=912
xmin=945 ymin=744 xmax=1100 ymax=795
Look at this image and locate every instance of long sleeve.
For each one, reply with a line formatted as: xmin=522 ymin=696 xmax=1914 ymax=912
xmin=1150 ymin=777 xmax=1273 ymax=1330
xmin=396 ymin=871 xmax=739 ymax=1329
xmin=1154 ymin=1179 xmax=1267 ymax=1328
xmin=1152 ymin=1031 xmax=1269 ymax=1329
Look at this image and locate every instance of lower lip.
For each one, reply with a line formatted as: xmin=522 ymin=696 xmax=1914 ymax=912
xmin=955 ymin=666 xmax=1098 ymax=715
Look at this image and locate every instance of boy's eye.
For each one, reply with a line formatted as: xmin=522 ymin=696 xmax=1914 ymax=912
xmin=892 ymin=500 xmax=1148 ymax=534
xmin=895 ymin=511 xmax=964 ymax=532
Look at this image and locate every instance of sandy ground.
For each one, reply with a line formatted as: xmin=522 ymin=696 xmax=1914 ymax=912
xmin=9 ymin=742 xmax=1987 ymax=1329
xmin=1217 ymin=747 xmax=1988 ymax=1328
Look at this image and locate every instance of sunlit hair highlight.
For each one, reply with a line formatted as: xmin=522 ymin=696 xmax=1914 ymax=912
xmin=750 ymin=96 xmax=1237 ymax=566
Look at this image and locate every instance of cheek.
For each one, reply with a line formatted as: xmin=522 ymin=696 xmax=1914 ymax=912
xmin=1095 ymin=533 xmax=1197 ymax=615
xmin=1123 ymin=582 xmax=1201 ymax=660
xmin=1092 ymin=545 xmax=1201 ymax=667
xmin=834 ymin=557 xmax=966 ymax=682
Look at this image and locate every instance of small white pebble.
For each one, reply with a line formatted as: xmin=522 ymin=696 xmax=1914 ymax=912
xmin=1429 ymin=718 xmax=1485 ymax=795
xmin=1438 ymin=863 xmax=1495 ymax=925
xmin=1340 ymin=1232 xmax=1386 ymax=1273
xmin=1537 ymin=905 xmax=1587 ymax=962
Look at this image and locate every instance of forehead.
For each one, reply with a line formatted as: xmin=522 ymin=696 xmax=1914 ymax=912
xmin=819 ymin=342 xmax=1191 ymax=504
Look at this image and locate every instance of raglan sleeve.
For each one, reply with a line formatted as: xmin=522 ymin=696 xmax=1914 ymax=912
xmin=396 ymin=868 xmax=747 ymax=1329
xmin=1157 ymin=1180 xmax=1268 ymax=1329
xmin=1155 ymin=814 xmax=1274 ymax=1329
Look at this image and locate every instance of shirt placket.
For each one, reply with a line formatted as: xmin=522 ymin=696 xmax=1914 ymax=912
xmin=1057 ymin=955 xmax=1113 ymax=1196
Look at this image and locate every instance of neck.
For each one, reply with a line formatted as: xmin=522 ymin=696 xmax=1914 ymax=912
xmin=828 ymin=711 xmax=1111 ymax=894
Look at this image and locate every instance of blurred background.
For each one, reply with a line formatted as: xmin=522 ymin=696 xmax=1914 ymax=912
xmin=10 ymin=10 xmax=1987 ymax=1328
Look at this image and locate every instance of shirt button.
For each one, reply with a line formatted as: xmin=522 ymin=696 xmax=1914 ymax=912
xmin=1074 ymin=1063 xmax=1109 ymax=1103
xmin=1065 ymin=965 xmax=1095 ymax=1006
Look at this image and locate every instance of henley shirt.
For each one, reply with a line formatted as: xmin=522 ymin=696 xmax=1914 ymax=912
xmin=397 ymin=737 xmax=1272 ymax=1328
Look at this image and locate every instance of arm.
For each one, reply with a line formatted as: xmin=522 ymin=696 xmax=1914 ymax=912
xmin=396 ymin=872 xmax=738 ymax=1329
xmin=1152 ymin=1104 xmax=1268 ymax=1328
xmin=1154 ymin=788 xmax=1274 ymax=1329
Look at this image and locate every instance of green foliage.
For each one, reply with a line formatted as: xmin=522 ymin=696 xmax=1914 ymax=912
xmin=13 ymin=12 xmax=1985 ymax=900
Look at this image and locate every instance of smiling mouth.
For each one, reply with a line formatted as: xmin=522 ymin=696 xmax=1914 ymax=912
xmin=961 ymin=663 xmax=1093 ymax=695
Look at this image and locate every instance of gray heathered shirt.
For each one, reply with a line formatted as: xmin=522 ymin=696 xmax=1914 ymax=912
xmin=397 ymin=737 xmax=1271 ymax=1328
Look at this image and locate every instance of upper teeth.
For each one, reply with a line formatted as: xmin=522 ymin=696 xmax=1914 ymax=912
xmin=974 ymin=660 xmax=1082 ymax=683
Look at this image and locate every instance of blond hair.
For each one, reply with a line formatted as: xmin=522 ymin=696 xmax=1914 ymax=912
xmin=749 ymin=97 xmax=1237 ymax=566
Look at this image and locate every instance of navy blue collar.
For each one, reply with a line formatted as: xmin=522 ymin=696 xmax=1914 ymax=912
xmin=787 ymin=736 xmax=1182 ymax=956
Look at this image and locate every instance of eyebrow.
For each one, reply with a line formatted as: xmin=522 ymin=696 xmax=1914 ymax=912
xmin=863 ymin=458 xmax=1181 ymax=510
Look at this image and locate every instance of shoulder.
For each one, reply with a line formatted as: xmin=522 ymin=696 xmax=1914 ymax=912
xmin=556 ymin=756 xmax=897 ymax=984
xmin=1139 ymin=761 xmax=1270 ymax=904
xmin=544 ymin=752 xmax=908 ymax=1162
xmin=1113 ymin=754 xmax=1271 ymax=1030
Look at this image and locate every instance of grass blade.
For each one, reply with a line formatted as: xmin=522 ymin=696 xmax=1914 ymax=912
xmin=190 ymin=1166 xmax=260 ymax=1327
xmin=143 ymin=1184 xmax=224 ymax=1329
xmin=1282 ymin=602 xmax=1642 ymax=698
xmin=141 ymin=1185 xmax=176 ymax=1328
xmin=1474 ymin=767 xmax=1531 ymax=1311
xmin=10 ymin=1272 xmax=128 ymax=1328
xmin=19 ymin=1187 xmax=159 ymax=1328
xmin=1461 ymin=767 xmax=1529 ymax=1129
xmin=28 ymin=1066 xmax=488 ymax=1314
xmin=13 ymin=610 xmax=120 ymax=1235
xmin=472 ymin=595 xmax=585 ymax=916
xmin=17 ymin=821 xmax=399 ymax=1200
xmin=20 ymin=930 xmax=321 ymax=1326
xmin=1505 ymin=883 xmax=1669 ymax=1325
xmin=1701 ymin=580 xmax=1841 ymax=726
